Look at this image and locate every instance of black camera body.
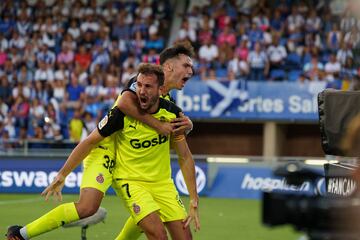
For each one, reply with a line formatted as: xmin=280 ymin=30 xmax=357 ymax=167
xmin=262 ymin=162 xmax=360 ymax=240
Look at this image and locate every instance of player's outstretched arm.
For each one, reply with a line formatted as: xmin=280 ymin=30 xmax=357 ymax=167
xmin=173 ymin=136 xmax=200 ymax=232
xmin=42 ymin=129 xmax=104 ymax=201
xmin=117 ymin=91 xmax=173 ymax=135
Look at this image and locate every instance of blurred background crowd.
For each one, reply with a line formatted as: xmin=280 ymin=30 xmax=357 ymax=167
xmin=0 ymin=0 xmax=359 ymax=148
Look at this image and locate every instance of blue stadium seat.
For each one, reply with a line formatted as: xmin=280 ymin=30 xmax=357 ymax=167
xmin=288 ymin=70 xmax=302 ymax=81
xmin=270 ymin=69 xmax=286 ymax=80
xmin=216 ymin=68 xmax=228 ymax=78
xmin=285 ymin=53 xmax=302 ymax=70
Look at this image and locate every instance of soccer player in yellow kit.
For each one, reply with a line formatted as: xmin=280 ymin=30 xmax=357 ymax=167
xmin=99 ymin=64 xmax=200 ymax=239
xmin=6 ymin=43 xmax=195 ymax=240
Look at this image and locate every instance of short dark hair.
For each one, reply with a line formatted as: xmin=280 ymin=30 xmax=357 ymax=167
xmin=159 ymin=41 xmax=194 ymax=65
xmin=138 ymin=63 xmax=164 ymax=86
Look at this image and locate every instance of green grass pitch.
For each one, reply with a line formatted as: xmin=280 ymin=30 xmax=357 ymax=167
xmin=0 ymin=194 xmax=301 ymax=240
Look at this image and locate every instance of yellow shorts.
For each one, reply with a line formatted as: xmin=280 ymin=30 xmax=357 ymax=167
xmin=114 ymin=179 xmax=187 ymax=224
xmin=80 ymin=146 xmax=116 ymax=193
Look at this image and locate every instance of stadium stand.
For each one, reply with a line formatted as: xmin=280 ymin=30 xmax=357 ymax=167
xmin=0 ymin=0 xmax=360 ymax=150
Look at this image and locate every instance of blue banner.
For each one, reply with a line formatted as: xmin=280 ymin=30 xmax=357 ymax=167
xmin=208 ymin=165 xmax=325 ymax=199
xmin=0 ymin=159 xmax=208 ymax=196
xmin=172 ymin=81 xmax=321 ymax=121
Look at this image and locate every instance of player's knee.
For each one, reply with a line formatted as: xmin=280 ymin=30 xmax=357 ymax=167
xmin=75 ymin=202 xmax=99 ymax=218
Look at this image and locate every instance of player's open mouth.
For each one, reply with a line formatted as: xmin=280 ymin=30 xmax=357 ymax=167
xmin=182 ymin=77 xmax=190 ymax=83
xmin=140 ymin=96 xmax=147 ymax=103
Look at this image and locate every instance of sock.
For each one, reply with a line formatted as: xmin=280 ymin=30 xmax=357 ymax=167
xmin=115 ymin=216 xmax=143 ymax=240
xmin=22 ymin=202 xmax=80 ymax=239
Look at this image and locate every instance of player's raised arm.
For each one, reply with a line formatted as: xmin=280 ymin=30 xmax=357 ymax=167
xmin=42 ymin=107 xmax=125 ymax=201
xmin=117 ymin=91 xmax=173 ymax=135
xmin=42 ymin=128 xmax=105 ymax=201
xmin=172 ymin=135 xmax=200 ymax=232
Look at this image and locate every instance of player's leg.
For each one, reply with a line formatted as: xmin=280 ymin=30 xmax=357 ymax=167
xmin=138 ymin=212 xmax=167 ymax=240
xmin=113 ymin=179 xmax=166 ymax=239
xmin=165 ymin=220 xmax=192 ymax=240
xmin=114 ymin=216 xmax=143 ymax=240
xmin=15 ymin=202 xmax=80 ymax=239
xmin=8 ymin=149 xmax=113 ymax=239
xmin=5 ymin=201 xmax=80 ymax=240
xmin=14 ymin=177 xmax=106 ymax=239
xmin=152 ymin=180 xmax=190 ymax=240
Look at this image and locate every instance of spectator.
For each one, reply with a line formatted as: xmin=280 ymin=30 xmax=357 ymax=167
xmin=324 ymin=53 xmax=341 ymax=81
xmin=252 ymin=10 xmax=270 ymax=32
xmin=34 ymin=61 xmax=55 ymax=85
xmin=17 ymin=64 xmax=33 ymax=83
xmin=56 ymin=44 xmax=74 ymax=67
xmin=326 ymin=23 xmax=342 ymax=52
xmin=197 ymin=18 xmax=213 ymax=45
xmin=228 ymin=51 xmax=249 ymax=80
xmin=65 ymin=74 xmax=85 ymax=109
xmin=79 ymin=30 xmax=95 ymax=51
xmin=305 ymin=9 xmax=322 ymax=34
xmin=286 ymin=6 xmax=305 ymax=34
xmin=112 ymin=14 xmax=131 ymax=41
xmin=36 ymin=44 xmax=56 ymax=66
xmin=145 ymin=31 xmax=164 ymax=52
xmin=235 ymin=37 xmax=250 ymax=61
xmin=30 ymin=80 xmax=50 ymax=104
xmin=341 ymin=57 xmax=357 ymax=79
xmin=198 ymin=38 xmax=219 ymax=65
xmin=16 ymin=11 xmax=32 ymax=36
xmin=74 ymin=45 xmax=91 ymax=71
xmin=11 ymin=94 xmax=30 ymax=133
xmin=52 ymin=78 xmax=66 ymax=103
xmin=12 ymin=81 xmax=31 ymax=100
xmin=8 ymin=31 xmax=26 ymax=50
xmin=0 ymin=14 xmax=15 ymax=38
xmin=90 ymin=44 xmax=110 ymax=73
xmin=248 ymin=22 xmax=263 ymax=48
xmin=54 ymin=62 xmax=70 ymax=83
xmin=67 ymin=19 xmax=81 ymax=40
xmin=303 ymin=55 xmax=324 ymax=81
xmin=0 ymin=46 xmax=7 ymax=67
xmin=142 ymin=48 xmax=160 ymax=64
xmin=267 ymin=35 xmax=287 ymax=70
xmin=80 ymin=14 xmax=100 ymax=33
xmin=29 ymin=98 xmax=46 ymax=127
xmin=270 ymin=9 xmax=285 ymax=33
xmin=178 ymin=19 xmax=197 ymax=43
xmin=83 ymin=111 xmax=96 ymax=135
xmin=337 ymin=42 xmax=353 ymax=66
xmin=69 ymin=107 xmax=85 ymax=142
xmin=0 ymin=75 xmax=11 ymax=104
xmin=247 ymin=42 xmax=269 ymax=81
xmin=201 ymin=67 xmax=218 ymax=81
xmin=217 ymin=25 xmax=236 ymax=61
xmin=23 ymin=42 xmax=37 ymax=70
xmin=0 ymin=33 xmax=9 ymax=51
xmin=121 ymin=64 xmax=136 ymax=86
xmin=343 ymin=25 xmax=360 ymax=48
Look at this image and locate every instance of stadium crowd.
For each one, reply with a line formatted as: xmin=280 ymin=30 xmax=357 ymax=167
xmin=181 ymin=0 xmax=360 ymax=87
xmin=0 ymin=0 xmax=171 ymax=147
xmin=0 ymin=0 xmax=360 ymax=147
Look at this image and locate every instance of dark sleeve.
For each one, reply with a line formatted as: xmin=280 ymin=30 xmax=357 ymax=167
xmin=121 ymin=76 xmax=137 ymax=95
xmin=159 ymin=98 xmax=182 ymax=117
xmin=97 ymin=107 xmax=125 ymax=137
